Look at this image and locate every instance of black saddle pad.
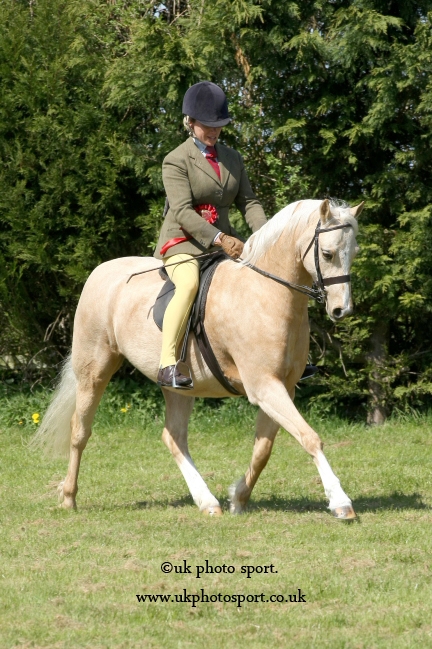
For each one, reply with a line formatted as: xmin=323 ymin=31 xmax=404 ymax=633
xmin=153 ymin=269 xmax=175 ymax=331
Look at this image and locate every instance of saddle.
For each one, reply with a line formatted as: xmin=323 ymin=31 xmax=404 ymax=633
xmin=153 ymin=253 xmax=241 ymax=395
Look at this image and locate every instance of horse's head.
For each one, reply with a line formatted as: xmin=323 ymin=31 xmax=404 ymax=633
xmin=302 ymin=199 xmax=363 ymax=322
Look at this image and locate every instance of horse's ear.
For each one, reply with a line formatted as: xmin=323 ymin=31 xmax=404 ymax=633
xmin=350 ymin=201 xmax=364 ymax=219
xmin=320 ymin=199 xmax=331 ymax=223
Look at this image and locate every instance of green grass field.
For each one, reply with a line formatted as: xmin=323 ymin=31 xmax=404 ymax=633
xmin=1 ymin=390 xmax=431 ymax=648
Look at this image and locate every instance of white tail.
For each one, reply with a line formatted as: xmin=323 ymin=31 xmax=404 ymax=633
xmin=30 ymin=355 xmax=76 ymax=458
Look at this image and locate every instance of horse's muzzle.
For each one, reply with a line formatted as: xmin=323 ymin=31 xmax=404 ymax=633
xmin=330 ymin=304 xmax=353 ymax=321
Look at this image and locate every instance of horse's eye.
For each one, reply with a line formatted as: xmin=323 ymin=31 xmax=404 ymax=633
xmin=322 ymin=250 xmax=333 ymax=261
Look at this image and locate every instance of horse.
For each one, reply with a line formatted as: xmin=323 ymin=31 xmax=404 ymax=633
xmin=33 ymin=198 xmax=363 ymax=519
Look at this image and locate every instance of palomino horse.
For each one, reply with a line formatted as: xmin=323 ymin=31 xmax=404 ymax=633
xmin=33 ymin=198 xmax=363 ymax=519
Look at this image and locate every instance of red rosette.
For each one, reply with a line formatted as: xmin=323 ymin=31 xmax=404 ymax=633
xmin=194 ymin=204 xmax=218 ymax=224
xmin=159 ymin=204 xmax=219 ymax=256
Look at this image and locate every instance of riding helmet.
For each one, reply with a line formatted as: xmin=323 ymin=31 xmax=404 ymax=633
xmin=182 ymin=81 xmax=231 ymax=127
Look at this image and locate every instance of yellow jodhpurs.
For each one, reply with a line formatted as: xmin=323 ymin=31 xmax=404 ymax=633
xmin=159 ymin=253 xmax=200 ymax=368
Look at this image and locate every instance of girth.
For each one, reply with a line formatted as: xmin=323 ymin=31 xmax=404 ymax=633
xmin=153 ymin=253 xmax=241 ymax=395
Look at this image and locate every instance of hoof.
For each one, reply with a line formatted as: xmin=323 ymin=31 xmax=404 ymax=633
xmin=60 ymin=497 xmax=77 ymax=510
xmin=228 ymin=479 xmax=247 ymax=515
xmin=57 ymin=480 xmax=76 ymax=510
xmin=229 ymin=501 xmax=245 ymax=515
xmin=331 ymin=505 xmax=356 ymax=520
xmin=202 ymin=506 xmax=223 ymax=516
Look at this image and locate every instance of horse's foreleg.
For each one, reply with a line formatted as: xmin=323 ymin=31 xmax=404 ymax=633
xmin=161 ymin=389 xmax=222 ymax=516
xmin=249 ymin=379 xmax=355 ymax=519
xmin=60 ymin=354 xmax=122 ymax=510
xmin=229 ymin=408 xmax=279 ymax=514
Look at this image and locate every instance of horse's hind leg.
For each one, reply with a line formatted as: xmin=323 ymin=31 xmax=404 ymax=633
xmin=60 ymin=351 xmax=122 ymax=510
xmin=161 ymin=389 xmax=222 ymax=516
xmin=229 ymin=408 xmax=279 ymax=514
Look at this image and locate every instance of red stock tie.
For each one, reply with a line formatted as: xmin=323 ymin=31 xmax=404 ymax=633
xmin=205 ymin=146 xmax=221 ymax=179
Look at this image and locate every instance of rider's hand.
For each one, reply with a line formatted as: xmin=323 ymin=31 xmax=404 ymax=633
xmin=217 ymin=233 xmax=244 ymax=259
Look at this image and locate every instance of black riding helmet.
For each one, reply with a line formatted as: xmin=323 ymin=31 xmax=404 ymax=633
xmin=182 ymin=81 xmax=231 ymax=128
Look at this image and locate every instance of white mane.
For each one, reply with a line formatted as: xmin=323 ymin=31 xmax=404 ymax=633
xmin=240 ymin=199 xmax=358 ymax=267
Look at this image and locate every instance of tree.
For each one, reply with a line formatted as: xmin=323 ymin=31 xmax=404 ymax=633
xmin=204 ymin=0 xmax=432 ymax=421
xmin=0 ymin=1 xmax=165 ymax=369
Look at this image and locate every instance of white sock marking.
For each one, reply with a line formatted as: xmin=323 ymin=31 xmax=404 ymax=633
xmin=179 ymin=457 xmax=219 ymax=510
xmin=314 ymin=450 xmax=352 ymax=510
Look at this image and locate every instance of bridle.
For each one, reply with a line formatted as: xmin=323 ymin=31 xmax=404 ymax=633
xmin=303 ymin=219 xmax=353 ymax=300
xmin=243 ymin=219 xmax=353 ymax=304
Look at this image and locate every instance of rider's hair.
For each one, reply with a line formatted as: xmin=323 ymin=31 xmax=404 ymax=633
xmin=183 ymin=116 xmax=195 ymax=137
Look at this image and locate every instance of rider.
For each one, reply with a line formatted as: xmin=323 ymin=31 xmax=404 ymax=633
xmin=154 ymin=81 xmax=267 ymax=388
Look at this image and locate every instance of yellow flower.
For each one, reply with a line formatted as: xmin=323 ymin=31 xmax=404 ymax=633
xmin=18 ymin=420 xmax=23 ymax=425
xmin=120 ymin=407 xmax=127 ymax=413
xmin=32 ymin=413 xmax=40 ymax=424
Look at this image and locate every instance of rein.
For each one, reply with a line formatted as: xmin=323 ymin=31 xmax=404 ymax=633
xmin=126 ymin=219 xmax=353 ymax=305
xmin=243 ymin=219 xmax=353 ymax=304
xmin=239 ymin=262 xmax=326 ymax=302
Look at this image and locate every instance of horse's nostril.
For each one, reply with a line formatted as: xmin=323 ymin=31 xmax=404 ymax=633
xmin=333 ymin=308 xmax=343 ymax=319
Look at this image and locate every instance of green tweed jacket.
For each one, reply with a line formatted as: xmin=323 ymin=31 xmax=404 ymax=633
xmin=154 ymin=137 xmax=267 ymax=259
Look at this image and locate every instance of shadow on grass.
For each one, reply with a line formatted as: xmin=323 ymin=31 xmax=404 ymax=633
xmin=245 ymin=491 xmax=429 ymax=514
xmin=133 ymin=495 xmax=195 ymax=510
xmin=124 ymin=491 xmax=429 ymax=514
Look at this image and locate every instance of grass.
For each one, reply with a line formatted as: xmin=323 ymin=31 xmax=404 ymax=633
xmin=1 ymin=387 xmax=432 ymax=648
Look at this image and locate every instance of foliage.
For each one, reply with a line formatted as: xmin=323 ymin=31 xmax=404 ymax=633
xmin=299 ymin=3 xmax=432 ymax=418
xmin=1 ymin=0 xmax=432 ymax=418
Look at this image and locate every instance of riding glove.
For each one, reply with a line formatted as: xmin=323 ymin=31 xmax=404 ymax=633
xmin=218 ymin=233 xmax=244 ymax=259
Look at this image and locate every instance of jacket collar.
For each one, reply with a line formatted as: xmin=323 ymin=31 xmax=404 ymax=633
xmin=186 ymin=137 xmax=230 ymax=188
xmin=215 ymin=143 xmax=231 ymax=189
